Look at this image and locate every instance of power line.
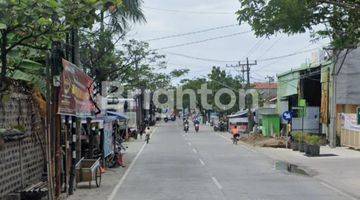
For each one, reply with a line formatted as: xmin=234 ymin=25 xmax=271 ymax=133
xmin=165 ymin=52 xmax=238 ymax=63
xmin=258 ymin=47 xmax=320 ymax=62
xmin=246 ymin=37 xmax=266 ymax=58
xmin=147 ymin=24 xmax=237 ymax=41
xmin=143 ymin=6 xmax=234 ymax=15
xmin=257 ymin=36 xmax=283 ymax=60
xmin=163 ymin=46 xmax=322 ymax=65
xmin=251 ymin=43 xmax=326 ymax=72
xmin=157 ymin=31 xmax=252 ymax=50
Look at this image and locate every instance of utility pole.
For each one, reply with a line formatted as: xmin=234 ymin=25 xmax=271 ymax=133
xmin=265 ymin=75 xmax=274 ymax=100
xmin=227 ymin=57 xmax=257 ymax=132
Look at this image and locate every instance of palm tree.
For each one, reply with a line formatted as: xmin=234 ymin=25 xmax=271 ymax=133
xmin=79 ymin=0 xmax=146 ymax=93
xmin=102 ymin=0 xmax=146 ymax=34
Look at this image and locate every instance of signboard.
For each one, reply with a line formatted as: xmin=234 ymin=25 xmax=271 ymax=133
xmin=357 ymin=107 xmax=360 ymax=125
xmin=282 ymin=111 xmax=293 ymax=122
xmin=103 ymin=121 xmax=114 ymax=158
xmin=58 ymin=59 xmax=95 ymax=117
xmin=341 ymin=113 xmax=360 ymax=132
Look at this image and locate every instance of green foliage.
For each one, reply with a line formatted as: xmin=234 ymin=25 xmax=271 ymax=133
xmin=293 ymin=132 xmax=306 ymax=143
xmin=1 ymin=0 xmax=147 ymax=98
xmin=81 ymin=38 xmax=172 ymax=93
xmin=236 ymin=0 xmax=360 ymax=49
xmin=306 ymin=135 xmax=321 ymax=145
xmin=0 ymin=0 xmax=106 ymax=78
xmin=170 ymin=69 xmax=190 ymax=78
xmin=11 ymin=125 xmax=26 ymax=132
xmin=180 ymin=66 xmax=242 ymax=114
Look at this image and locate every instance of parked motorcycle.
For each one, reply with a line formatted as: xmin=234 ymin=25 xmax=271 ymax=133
xmin=107 ymin=139 xmax=127 ymax=168
xmin=213 ymin=124 xmax=219 ymax=132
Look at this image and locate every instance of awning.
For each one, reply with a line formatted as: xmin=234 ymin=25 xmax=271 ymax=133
xmin=107 ymin=111 xmax=129 ymax=120
xmin=227 ymin=110 xmax=248 ymax=118
xmin=80 ymin=115 xmax=118 ymax=124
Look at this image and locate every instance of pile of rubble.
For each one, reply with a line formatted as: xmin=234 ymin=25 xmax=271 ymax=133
xmin=240 ymin=134 xmax=287 ymax=148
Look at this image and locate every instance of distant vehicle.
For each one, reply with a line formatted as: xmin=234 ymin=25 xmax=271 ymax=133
xmin=213 ymin=124 xmax=219 ymax=132
xmin=195 ymin=124 xmax=199 ymax=132
xmin=184 ymin=124 xmax=189 ymax=133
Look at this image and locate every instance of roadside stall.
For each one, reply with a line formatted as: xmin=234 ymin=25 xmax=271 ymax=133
xmin=227 ymin=111 xmax=250 ymax=133
xmin=80 ymin=116 xmax=118 ymax=164
xmin=107 ymin=111 xmax=129 ymax=139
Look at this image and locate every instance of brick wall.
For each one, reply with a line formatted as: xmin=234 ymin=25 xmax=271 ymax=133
xmin=0 ymin=83 xmax=45 ymax=198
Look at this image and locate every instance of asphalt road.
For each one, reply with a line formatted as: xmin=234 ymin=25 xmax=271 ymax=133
xmin=108 ymin=122 xmax=352 ymax=200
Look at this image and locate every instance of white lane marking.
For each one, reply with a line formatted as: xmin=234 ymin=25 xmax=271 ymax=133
xmin=199 ymin=158 xmax=205 ymax=166
xmin=107 ymin=127 xmax=157 ymax=200
xmin=211 ymin=177 xmax=223 ymax=190
xmin=320 ymin=181 xmax=357 ymax=200
xmin=192 ymin=148 xmax=197 ymax=154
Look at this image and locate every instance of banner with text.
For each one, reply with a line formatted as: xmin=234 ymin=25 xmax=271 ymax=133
xmin=58 ymin=59 xmax=95 ymax=117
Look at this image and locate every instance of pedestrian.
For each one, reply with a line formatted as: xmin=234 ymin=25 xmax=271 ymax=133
xmin=145 ymin=127 xmax=151 ymax=144
xmin=139 ymin=129 xmax=143 ymax=139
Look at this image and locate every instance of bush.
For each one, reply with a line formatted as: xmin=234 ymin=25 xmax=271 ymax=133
xmin=293 ymin=132 xmax=306 ymax=143
xmin=307 ymin=135 xmax=321 ymax=145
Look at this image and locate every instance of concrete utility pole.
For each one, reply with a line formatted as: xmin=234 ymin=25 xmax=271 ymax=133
xmin=227 ymin=57 xmax=257 ymax=132
xmin=265 ymin=75 xmax=274 ymax=100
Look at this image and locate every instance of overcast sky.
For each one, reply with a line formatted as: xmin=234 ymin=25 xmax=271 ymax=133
xmin=128 ymin=0 xmax=329 ymax=84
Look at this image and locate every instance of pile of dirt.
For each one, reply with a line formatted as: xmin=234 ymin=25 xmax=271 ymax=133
xmin=240 ymin=134 xmax=265 ymax=144
xmin=240 ymin=134 xmax=287 ymax=148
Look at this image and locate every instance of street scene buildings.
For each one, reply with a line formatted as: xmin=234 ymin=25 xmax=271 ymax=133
xmin=0 ymin=0 xmax=359 ymax=200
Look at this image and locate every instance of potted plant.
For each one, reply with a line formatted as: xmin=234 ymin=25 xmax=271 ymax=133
xmin=298 ymin=133 xmax=306 ymax=152
xmin=305 ymin=135 xmax=321 ymax=156
xmin=291 ymin=132 xmax=300 ymax=151
xmin=303 ymin=134 xmax=311 ymax=154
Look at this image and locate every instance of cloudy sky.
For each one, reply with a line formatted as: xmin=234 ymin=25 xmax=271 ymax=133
xmin=128 ymin=0 xmax=329 ymax=83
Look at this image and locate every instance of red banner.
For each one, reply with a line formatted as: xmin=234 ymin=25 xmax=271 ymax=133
xmin=58 ymin=59 xmax=95 ymax=117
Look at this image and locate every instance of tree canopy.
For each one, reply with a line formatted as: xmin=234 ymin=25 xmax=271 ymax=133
xmin=180 ymin=66 xmax=243 ymax=114
xmin=236 ymin=0 xmax=360 ymax=50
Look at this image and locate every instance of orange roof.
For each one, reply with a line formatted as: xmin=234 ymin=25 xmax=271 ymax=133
xmin=253 ymin=82 xmax=277 ymax=89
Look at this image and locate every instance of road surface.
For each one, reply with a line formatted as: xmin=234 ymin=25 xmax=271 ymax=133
xmin=108 ymin=122 xmax=352 ymax=200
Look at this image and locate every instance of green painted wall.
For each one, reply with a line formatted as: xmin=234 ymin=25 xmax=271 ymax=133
xmin=261 ymin=114 xmax=280 ymax=137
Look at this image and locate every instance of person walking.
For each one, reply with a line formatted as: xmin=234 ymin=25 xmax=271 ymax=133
xmin=145 ymin=127 xmax=151 ymax=144
xmin=139 ymin=129 xmax=144 ymax=139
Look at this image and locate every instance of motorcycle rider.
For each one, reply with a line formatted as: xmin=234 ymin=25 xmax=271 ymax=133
xmin=184 ymin=119 xmax=189 ymax=132
xmin=194 ymin=119 xmax=200 ymax=132
xmin=231 ymin=126 xmax=240 ymax=144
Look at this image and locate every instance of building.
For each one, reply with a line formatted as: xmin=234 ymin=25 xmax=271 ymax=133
xmin=277 ymin=62 xmax=323 ymax=134
xmin=253 ymin=82 xmax=277 ymax=100
xmin=276 ymin=47 xmax=360 ymax=148
xmin=329 ymin=48 xmax=360 ymax=148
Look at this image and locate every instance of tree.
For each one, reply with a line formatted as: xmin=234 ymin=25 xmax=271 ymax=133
xmin=0 ymin=0 xmax=112 ymax=87
xmin=79 ymin=0 xmax=145 ymax=89
xmin=236 ymin=0 xmax=360 ymax=50
xmin=180 ymin=67 xmax=242 ymax=114
xmin=207 ymin=67 xmax=242 ymax=114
